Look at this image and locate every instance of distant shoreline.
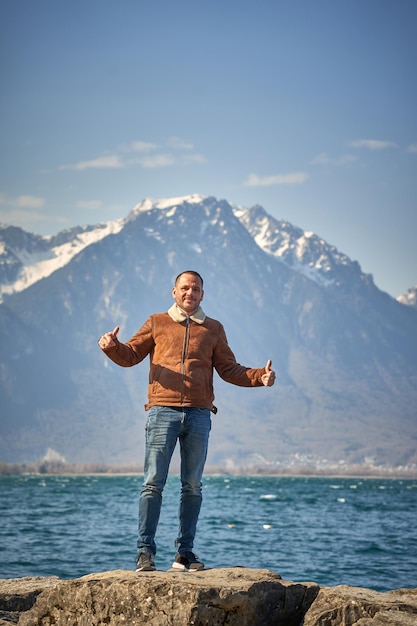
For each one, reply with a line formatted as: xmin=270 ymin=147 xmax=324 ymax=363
xmin=1 ymin=461 xmax=416 ymax=479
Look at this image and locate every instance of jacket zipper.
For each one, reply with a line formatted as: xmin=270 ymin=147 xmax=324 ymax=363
xmin=180 ymin=316 xmax=190 ymax=405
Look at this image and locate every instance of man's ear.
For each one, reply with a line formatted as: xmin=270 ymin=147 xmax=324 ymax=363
xmin=201 ymin=289 xmax=204 ymax=301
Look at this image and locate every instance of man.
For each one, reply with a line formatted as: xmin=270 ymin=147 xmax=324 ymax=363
xmin=98 ymin=270 xmax=275 ymax=572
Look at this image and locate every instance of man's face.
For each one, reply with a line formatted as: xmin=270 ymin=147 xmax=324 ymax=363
xmin=172 ymin=273 xmax=204 ymax=315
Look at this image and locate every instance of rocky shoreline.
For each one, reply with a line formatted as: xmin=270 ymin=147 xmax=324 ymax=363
xmin=0 ymin=568 xmax=416 ymax=625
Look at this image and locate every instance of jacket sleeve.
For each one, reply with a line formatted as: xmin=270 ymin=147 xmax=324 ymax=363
xmin=100 ymin=317 xmax=155 ymax=367
xmin=212 ymin=322 xmax=265 ymax=387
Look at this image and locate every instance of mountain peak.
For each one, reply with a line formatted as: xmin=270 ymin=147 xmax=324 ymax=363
xmin=0 ymin=194 xmax=384 ymax=302
xmin=234 ymin=203 xmax=369 ymax=290
xmin=129 ymin=194 xmax=206 ymax=216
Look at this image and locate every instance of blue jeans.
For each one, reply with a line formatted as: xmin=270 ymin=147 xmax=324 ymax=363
xmin=137 ymin=406 xmax=212 ymax=556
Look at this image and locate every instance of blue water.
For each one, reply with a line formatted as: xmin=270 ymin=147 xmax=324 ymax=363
xmin=1 ymin=475 xmax=416 ymax=592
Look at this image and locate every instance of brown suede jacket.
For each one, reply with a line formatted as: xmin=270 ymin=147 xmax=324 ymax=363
xmin=102 ymin=304 xmax=266 ymax=412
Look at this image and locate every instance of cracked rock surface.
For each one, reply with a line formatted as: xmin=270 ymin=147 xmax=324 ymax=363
xmin=0 ymin=568 xmax=416 ymax=625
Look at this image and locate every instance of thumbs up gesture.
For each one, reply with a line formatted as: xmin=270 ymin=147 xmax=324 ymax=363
xmin=261 ymin=359 xmax=275 ymax=387
xmin=98 ymin=326 xmax=120 ymax=350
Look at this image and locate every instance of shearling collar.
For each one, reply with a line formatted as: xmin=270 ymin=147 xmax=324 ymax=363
xmin=168 ymin=303 xmax=206 ymax=324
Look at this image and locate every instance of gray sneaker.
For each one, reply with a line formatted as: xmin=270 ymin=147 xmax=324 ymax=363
xmin=136 ymin=552 xmax=156 ymax=572
xmin=172 ymin=551 xmax=204 ymax=571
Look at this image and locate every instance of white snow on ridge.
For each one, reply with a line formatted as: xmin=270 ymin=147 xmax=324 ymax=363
xmin=2 ymin=194 xmax=369 ymax=301
xmin=131 ymin=194 xmax=205 ymax=215
xmin=397 ymin=286 xmax=417 ymax=307
xmin=0 ymin=219 xmax=123 ymax=301
xmin=233 ymin=208 xmax=340 ymax=287
xmin=2 ymin=195 xmax=206 ymax=300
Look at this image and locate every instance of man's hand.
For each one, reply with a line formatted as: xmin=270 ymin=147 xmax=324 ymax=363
xmin=98 ymin=326 xmax=120 ymax=350
xmin=261 ymin=359 xmax=275 ymax=386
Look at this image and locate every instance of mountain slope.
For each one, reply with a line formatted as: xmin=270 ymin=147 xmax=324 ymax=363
xmin=0 ymin=221 xmax=123 ymax=301
xmin=1 ymin=196 xmax=416 ymax=469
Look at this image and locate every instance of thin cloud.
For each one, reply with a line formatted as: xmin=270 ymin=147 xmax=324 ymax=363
xmin=0 ymin=208 xmax=44 ymax=223
xmin=0 ymin=194 xmax=45 ymax=209
xmin=168 ymin=136 xmax=194 ymax=150
xmin=181 ymin=153 xmax=207 ymax=165
xmin=0 ymin=208 xmax=68 ymax=230
xmin=139 ymin=154 xmax=177 ymax=168
xmin=56 ymin=137 xmax=206 ymax=172
xmin=75 ymin=200 xmax=103 ymax=210
xmin=119 ymin=140 xmax=157 ymax=153
xmin=311 ymin=153 xmax=330 ymax=165
xmin=58 ymin=155 xmax=124 ymax=171
xmin=134 ymin=151 xmax=206 ymax=167
xmin=311 ymin=153 xmax=357 ymax=165
xmin=407 ymin=143 xmax=417 ymax=153
xmin=349 ymin=139 xmax=397 ymax=150
xmin=244 ymin=172 xmax=309 ymax=187
xmin=0 ymin=194 xmax=70 ymax=231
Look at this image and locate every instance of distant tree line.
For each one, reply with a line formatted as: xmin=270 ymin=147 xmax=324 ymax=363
xmin=0 ymin=461 xmax=416 ymax=478
xmin=0 ymin=461 xmax=144 ymax=476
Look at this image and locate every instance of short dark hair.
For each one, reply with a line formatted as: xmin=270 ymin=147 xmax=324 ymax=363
xmin=175 ymin=270 xmax=204 ymax=287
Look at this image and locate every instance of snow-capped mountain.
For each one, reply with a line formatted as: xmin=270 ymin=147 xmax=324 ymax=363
xmin=1 ymin=194 xmax=373 ymax=301
xmin=0 ymin=220 xmax=123 ymax=301
xmin=1 ymin=195 xmax=416 ymax=469
xmin=234 ymin=203 xmax=370 ymax=289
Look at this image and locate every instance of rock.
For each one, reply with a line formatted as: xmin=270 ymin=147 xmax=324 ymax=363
xmin=0 ymin=576 xmax=60 ymax=625
xmin=0 ymin=568 xmax=416 ymax=625
xmin=303 ymin=585 xmax=417 ymax=626
xmin=3 ymin=568 xmax=318 ymax=626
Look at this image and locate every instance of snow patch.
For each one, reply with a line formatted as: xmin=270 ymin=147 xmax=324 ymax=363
xmin=233 ymin=205 xmax=342 ymax=288
xmin=0 ymin=219 xmax=124 ymax=300
xmin=397 ymin=286 xmax=417 ymax=307
xmin=131 ymin=194 xmax=205 ymax=215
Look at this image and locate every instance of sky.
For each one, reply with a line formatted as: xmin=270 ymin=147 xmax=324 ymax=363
xmin=1 ymin=0 xmax=416 ymax=298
